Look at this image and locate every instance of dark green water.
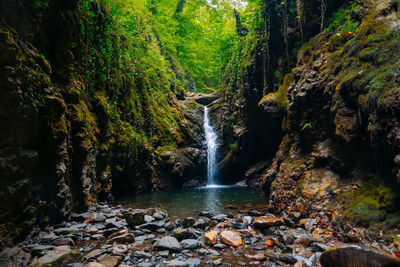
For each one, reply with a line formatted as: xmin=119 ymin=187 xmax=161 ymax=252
xmin=118 ymin=186 xmax=268 ymax=219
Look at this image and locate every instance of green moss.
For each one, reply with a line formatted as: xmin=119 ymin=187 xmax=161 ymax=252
xmin=339 ymin=182 xmax=398 ymax=225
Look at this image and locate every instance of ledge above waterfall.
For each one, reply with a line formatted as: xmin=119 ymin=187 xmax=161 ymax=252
xmin=186 ymin=92 xmax=220 ymax=105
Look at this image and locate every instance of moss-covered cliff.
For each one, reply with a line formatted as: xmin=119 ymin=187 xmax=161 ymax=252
xmin=0 ymin=0 xmax=205 ymax=247
xmin=216 ymin=0 xmax=400 ymax=236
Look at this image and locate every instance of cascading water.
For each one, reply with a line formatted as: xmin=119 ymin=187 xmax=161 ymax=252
xmin=203 ymin=106 xmax=219 ymax=186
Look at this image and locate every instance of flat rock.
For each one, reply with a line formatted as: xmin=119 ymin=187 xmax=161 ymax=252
xmin=205 ymin=231 xmax=218 ymax=245
xmin=173 ymin=228 xmax=189 ymax=240
xmin=123 ymin=209 xmax=146 ymax=227
xmin=253 ymin=217 xmax=284 ymax=228
xmin=165 ymin=260 xmax=188 ymax=267
xmin=30 ymin=245 xmax=73 ymax=266
xmin=245 ymin=254 xmax=266 ymax=261
xmin=220 ymin=231 xmax=243 ymax=246
xmin=132 ymin=250 xmax=152 ymax=258
xmin=155 ymin=236 xmax=182 ymax=252
xmin=98 ymin=255 xmax=122 ymax=267
xmin=186 ymin=258 xmax=201 ymax=266
xmin=106 ymin=233 xmax=135 ymax=244
xmin=180 ymin=239 xmax=199 ymax=250
xmin=144 ymin=215 xmax=155 ymax=223
xmin=86 ymin=263 xmax=105 ymax=267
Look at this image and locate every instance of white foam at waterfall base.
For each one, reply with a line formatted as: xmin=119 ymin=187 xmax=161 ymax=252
xmin=203 ymin=106 xmax=219 ymax=185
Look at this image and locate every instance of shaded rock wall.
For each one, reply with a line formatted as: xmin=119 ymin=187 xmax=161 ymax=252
xmin=0 ymin=0 xmax=205 ymax=246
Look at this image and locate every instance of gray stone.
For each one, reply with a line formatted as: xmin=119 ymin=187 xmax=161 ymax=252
xmin=158 ymin=250 xmax=169 ymax=258
xmin=156 ymin=236 xmax=182 ymax=252
xmin=137 ymin=263 xmax=154 ymax=267
xmin=133 ymin=250 xmax=152 ymax=258
xmin=186 ymin=258 xmax=201 ymax=267
xmin=180 ymin=239 xmax=199 ymax=250
xmin=183 ymin=217 xmax=195 ymax=228
xmin=144 ymin=215 xmax=155 ymax=223
xmin=30 ymin=245 xmax=73 ymax=266
xmin=213 ymin=244 xmax=227 ymax=249
xmin=30 ymin=245 xmax=56 ymax=256
xmin=165 ymin=260 xmax=188 ymax=267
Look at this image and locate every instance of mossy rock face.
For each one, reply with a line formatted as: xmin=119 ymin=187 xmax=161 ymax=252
xmin=339 ymin=182 xmax=398 ymax=225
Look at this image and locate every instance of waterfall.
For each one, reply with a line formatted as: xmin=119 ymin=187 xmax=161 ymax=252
xmin=203 ymin=106 xmax=219 ymax=185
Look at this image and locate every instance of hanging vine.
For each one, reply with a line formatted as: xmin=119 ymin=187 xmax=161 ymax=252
xmin=296 ymin=0 xmax=304 ymax=44
xmin=320 ymin=0 xmax=326 ymax=32
xmin=282 ymin=0 xmax=290 ymax=68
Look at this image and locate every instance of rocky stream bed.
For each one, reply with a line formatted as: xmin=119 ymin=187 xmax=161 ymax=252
xmin=2 ymin=203 xmax=400 ymax=267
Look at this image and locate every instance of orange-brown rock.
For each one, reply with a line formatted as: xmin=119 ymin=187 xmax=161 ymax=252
xmin=253 ymin=217 xmax=284 ymax=228
xmin=264 ymin=239 xmax=275 ymax=246
xmin=220 ymin=231 xmax=243 ymax=246
xmin=205 ymin=231 xmax=218 ymax=245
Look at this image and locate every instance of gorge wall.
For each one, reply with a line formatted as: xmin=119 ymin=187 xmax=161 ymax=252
xmin=215 ymin=0 xmax=400 ymax=237
xmin=0 ymin=0 xmax=206 ymax=247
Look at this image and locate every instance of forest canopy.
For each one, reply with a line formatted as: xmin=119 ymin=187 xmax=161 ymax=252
xmin=105 ymin=0 xmax=254 ymax=91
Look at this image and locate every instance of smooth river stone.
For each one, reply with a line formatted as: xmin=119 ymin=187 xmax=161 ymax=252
xmin=220 ymin=231 xmax=243 ymax=246
xmin=253 ymin=217 xmax=284 ymax=228
xmin=205 ymin=231 xmax=218 ymax=245
xmin=155 ymin=236 xmax=182 ymax=252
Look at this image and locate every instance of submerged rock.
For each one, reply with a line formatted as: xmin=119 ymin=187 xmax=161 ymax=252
xmin=253 ymin=217 xmax=284 ymax=228
xmin=320 ymin=245 xmax=400 ymax=267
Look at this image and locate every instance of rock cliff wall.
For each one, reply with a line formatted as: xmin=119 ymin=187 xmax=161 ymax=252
xmin=0 ymin=0 xmax=205 ymax=246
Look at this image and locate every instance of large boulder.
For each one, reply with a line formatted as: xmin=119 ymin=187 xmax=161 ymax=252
xmin=155 ymin=236 xmax=182 ymax=252
xmin=320 ymin=245 xmax=400 ymax=267
xmin=220 ymin=231 xmax=243 ymax=247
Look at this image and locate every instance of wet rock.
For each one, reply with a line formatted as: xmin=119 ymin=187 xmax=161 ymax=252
xmin=95 ymin=213 xmax=107 ymax=222
xmin=156 ymin=228 xmax=166 ymax=234
xmin=205 ymin=231 xmax=218 ymax=245
xmin=124 ymin=209 xmax=146 ymax=227
xmin=86 ymin=263 xmax=106 ymax=267
xmin=233 ymin=222 xmax=248 ymax=229
xmin=183 ymin=217 xmax=195 ymax=228
xmin=299 ymin=219 xmax=317 ymax=232
xmin=144 ymin=215 xmax=155 ymax=223
xmin=220 ymin=231 xmax=243 ymax=246
xmin=141 ymin=221 xmax=165 ymax=231
xmin=188 ymin=228 xmax=202 ymax=239
xmin=137 ymin=263 xmax=153 ymax=267
xmin=106 ymin=221 xmax=127 ymax=229
xmin=165 ymin=260 xmax=188 ymax=267
xmin=245 ymin=254 xmax=266 ymax=261
xmin=180 ymin=239 xmax=199 ymax=250
xmin=320 ymin=245 xmax=400 ymax=267
xmin=84 ymin=249 xmax=107 ymax=260
xmin=155 ymin=236 xmax=182 ymax=252
xmin=112 ymin=245 xmax=128 ymax=254
xmin=193 ymin=219 xmax=208 ymax=229
xmin=98 ymin=256 xmax=122 ymax=267
xmin=213 ymin=258 xmax=222 ymax=266
xmin=29 ymin=245 xmax=56 ymax=256
xmin=158 ymin=250 xmax=169 ymax=258
xmin=132 ymin=250 xmax=152 ymax=258
xmin=164 ymin=222 xmax=177 ymax=230
xmin=52 ymin=238 xmax=75 ymax=246
xmin=264 ymin=240 xmax=275 ymax=246
xmin=106 ymin=233 xmax=135 ymax=244
xmin=132 ymin=230 xmax=145 ymax=236
xmin=86 ymin=227 xmax=99 ymax=235
xmin=212 ymin=214 xmax=227 ymax=222
xmin=186 ymin=258 xmax=201 ymax=266
xmin=394 ymin=154 xmax=400 ymax=166
xmin=238 ymin=229 xmax=256 ymax=237
xmin=199 ymin=211 xmax=215 ymax=218
xmin=0 ymin=247 xmax=30 ymax=266
xmin=173 ymin=228 xmax=189 ymax=240
xmin=253 ymin=217 xmax=284 ymax=228
xmin=213 ymin=243 xmax=227 ymax=249
xmin=30 ymin=245 xmax=73 ymax=266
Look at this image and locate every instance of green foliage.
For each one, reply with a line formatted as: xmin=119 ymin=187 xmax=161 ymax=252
xmin=301 ymin=123 xmax=312 ymax=131
xmin=325 ymin=2 xmax=361 ymax=33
